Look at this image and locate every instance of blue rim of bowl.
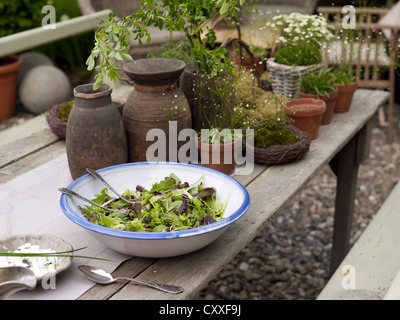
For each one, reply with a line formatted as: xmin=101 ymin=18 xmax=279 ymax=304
xmin=60 ymin=162 xmax=250 ymax=240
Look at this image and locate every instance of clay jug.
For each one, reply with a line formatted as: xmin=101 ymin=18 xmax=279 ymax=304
xmin=66 ymin=83 xmax=128 ymax=180
xmin=122 ymin=58 xmax=192 ymax=162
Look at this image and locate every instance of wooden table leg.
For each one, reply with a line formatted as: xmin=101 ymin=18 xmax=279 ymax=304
xmin=328 ymin=119 xmax=373 ymax=275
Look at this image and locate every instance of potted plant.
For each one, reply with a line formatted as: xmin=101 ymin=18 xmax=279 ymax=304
xmin=332 ymin=68 xmax=359 ymax=113
xmin=85 ymin=0 xmax=246 ymax=135
xmin=0 ymin=55 xmax=23 ymax=122
xmin=196 ymin=127 xmax=243 ymax=176
xmin=298 ymin=68 xmax=338 ymax=125
xmin=266 ymin=13 xmax=334 ymax=99
xmin=193 ymin=69 xmax=245 ymax=175
xmin=231 ymin=43 xmax=267 ymax=74
xmin=284 ymin=98 xmax=326 ymax=140
xmin=86 ymin=0 xmax=245 ymax=90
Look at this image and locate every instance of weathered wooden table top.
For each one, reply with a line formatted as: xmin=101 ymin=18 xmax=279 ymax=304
xmin=0 ymin=89 xmax=389 ymax=300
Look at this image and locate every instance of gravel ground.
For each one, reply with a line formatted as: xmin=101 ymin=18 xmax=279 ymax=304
xmin=196 ymin=101 xmax=400 ymax=300
xmin=2 ymin=101 xmax=400 ymax=300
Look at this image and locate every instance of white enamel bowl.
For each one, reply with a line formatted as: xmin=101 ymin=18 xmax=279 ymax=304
xmin=60 ymin=162 xmax=250 ymax=258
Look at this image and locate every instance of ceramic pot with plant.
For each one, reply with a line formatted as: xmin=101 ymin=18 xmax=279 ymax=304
xmin=298 ymin=68 xmax=338 ymax=125
xmin=85 ymin=0 xmax=243 ymax=134
xmin=333 ymin=69 xmax=359 ymax=113
xmin=181 ymin=63 xmax=235 ymax=130
xmin=196 ymin=128 xmax=242 ymax=176
xmin=284 ymin=98 xmax=326 ymax=139
xmin=0 ymin=55 xmax=23 ymax=122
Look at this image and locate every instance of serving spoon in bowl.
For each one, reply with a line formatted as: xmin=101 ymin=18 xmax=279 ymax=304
xmin=86 ymin=168 xmax=139 ymax=205
xmin=58 ymin=187 xmax=130 ymax=215
xmin=78 ymin=265 xmax=184 ymax=294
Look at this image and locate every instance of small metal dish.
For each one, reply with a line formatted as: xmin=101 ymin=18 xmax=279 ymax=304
xmin=0 ymin=234 xmax=73 ymax=281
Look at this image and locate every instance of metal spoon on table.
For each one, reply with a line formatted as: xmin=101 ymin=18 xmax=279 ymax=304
xmin=86 ymin=168 xmax=139 ymax=205
xmin=78 ymin=265 xmax=184 ymax=294
xmin=58 ymin=187 xmax=130 ymax=215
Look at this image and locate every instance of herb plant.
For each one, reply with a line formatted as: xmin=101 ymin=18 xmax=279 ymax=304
xmin=299 ymin=68 xmax=336 ymax=98
xmin=274 ymin=43 xmax=322 ymax=66
xmin=86 ymin=0 xmax=247 ymax=90
xmin=332 ymin=68 xmax=357 ymax=85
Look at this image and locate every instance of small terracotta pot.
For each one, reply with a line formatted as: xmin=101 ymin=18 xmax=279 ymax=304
xmin=298 ymin=87 xmax=338 ymax=125
xmin=232 ymin=55 xmax=265 ymax=74
xmin=284 ymin=98 xmax=326 ymax=139
xmin=334 ymin=78 xmax=359 ymax=113
xmin=196 ymin=139 xmax=241 ymax=176
xmin=0 ymin=55 xmax=23 ymax=122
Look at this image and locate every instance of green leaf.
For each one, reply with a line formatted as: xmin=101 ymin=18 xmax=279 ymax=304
xmin=93 ymin=75 xmax=103 ymax=91
xmin=150 ymin=177 xmax=175 ymax=192
xmin=220 ymin=1 xmax=230 ymax=15
xmin=86 ymin=55 xmax=95 ymax=71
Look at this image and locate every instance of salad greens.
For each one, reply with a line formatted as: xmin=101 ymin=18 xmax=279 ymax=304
xmin=81 ymin=174 xmax=227 ymax=232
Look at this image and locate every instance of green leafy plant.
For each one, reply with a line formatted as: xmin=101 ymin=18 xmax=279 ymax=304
xmin=0 ymin=0 xmax=46 ymax=37
xmin=86 ymin=0 xmax=247 ymax=90
xmin=332 ymin=68 xmax=357 ymax=85
xmin=274 ymin=43 xmax=322 ymax=66
xmin=299 ymin=68 xmax=336 ymax=98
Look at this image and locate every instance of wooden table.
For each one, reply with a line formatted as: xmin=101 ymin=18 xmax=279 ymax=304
xmin=0 ymin=89 xmax=389 ymax=300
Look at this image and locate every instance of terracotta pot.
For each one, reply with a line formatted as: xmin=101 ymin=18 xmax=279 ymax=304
xmin=334 ymin=78 xmax=359 ymax=113
xmin=196 ymin=139 xmax=241 ymax=176
xmin=284 ymin=98 xmax=326 ymax=139
xmin=298 ymin=87 xmax=338 ymax=125
xmin=66 ymin=83 xmax=128 ymax=180
xmin=123 ymin=58 xmax=192 ymax=162
xmin=231 ymin=55 xmax=265 ymax=74
xmin=0 ymin=55 xmax=23 ymax=122
xmin=180 ymin=63 xmax=235 ymax=131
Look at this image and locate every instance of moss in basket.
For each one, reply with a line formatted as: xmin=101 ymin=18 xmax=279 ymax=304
xmin=57 ymin=100 xmax=74 ymax=121
xmin=274 ymin=44 xmax=322 ymax=66
xmin=299 ymin=68 xmax=336 ymax=98
xmin=254 ymin=123 xmax=299 ymax=148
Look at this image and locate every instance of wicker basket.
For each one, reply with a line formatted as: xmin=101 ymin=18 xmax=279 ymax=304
xmin=244 ymin=123 xmax=311 ymax=166
xmin=267 ymin=58 xmax=322 ymax=99
xmin=46 ymin=102 xmax=70 ymax=140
